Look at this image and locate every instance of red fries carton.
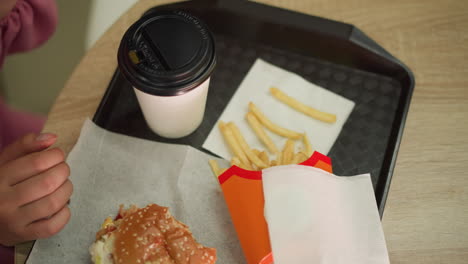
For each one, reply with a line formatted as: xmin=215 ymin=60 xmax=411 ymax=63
xmin=218 ymin=151 xmax=332 ymax=264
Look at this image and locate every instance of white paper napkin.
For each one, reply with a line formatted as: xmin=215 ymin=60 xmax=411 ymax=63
xmin=27 ymin=119 xmax=244 ymax=263
xmin=203 ymin=59 xmax=355 ymax=159
xmin=262 ymin=165 xmax=389 ymax=264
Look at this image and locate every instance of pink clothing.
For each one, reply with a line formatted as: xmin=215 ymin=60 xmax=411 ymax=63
xmin=0 ymin=0 xmax=57 ymax=152
xmin=0 ymin=0 xmax=58 ymax=66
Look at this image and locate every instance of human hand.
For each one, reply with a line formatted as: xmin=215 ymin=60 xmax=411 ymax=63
xmin=0 ymin=133 xmax=73 ymax=246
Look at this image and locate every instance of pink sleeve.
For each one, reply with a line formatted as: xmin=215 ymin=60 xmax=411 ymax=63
xmin=0 ymin=0 xmax=57 ymax=68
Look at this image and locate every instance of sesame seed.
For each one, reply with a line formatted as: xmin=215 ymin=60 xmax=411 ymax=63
xmin=177 ymin=253 xmax=181 ymax=258
xmin=210 ymin=256 xmax=213 ymax=260
xmin=184 ymin=237 xmax=188 ymax=242
xmin=121 ymin=241 xmax=125 ymax=245
xmin=204 ymin=252 xmax=208 ymax=256
xmin=191 ymin=250 xmax=195 ymax=255
xmin=133 ymin=233 xmax=137 ymax=237
xmin=137 ymin=260 xmax=141 ymax=263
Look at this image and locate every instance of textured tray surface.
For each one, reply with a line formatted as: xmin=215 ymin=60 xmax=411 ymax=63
xmin=94 ymin=34 xmax=401 ymax=200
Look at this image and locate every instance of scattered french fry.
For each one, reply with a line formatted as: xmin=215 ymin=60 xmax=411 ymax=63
xmin=219 ymin=121 xmax=252 ymax=169
xmin=208 ymin=159 xmax=221 ymax=178
xmin=270 ymin=87 xmax=337 ymax=123
xmin=259 ymin=151 xmax=269 ymax=165
xmin=249 ymin=102 xmax=302 ymax=139
xmin=246 ymin=112 xmax=278 ymax=153
xmin=212 ymin=95 xmax=320 ymax=176
xmin=281 ymin=139 xmax=295 ymax=164
xmin=228 ymin=122 xmax=268 ymax=169
xmin=302 ymin=133 xmax=313 ymax=156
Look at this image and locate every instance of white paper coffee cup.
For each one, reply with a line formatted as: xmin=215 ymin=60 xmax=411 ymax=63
xmin=118 ymin=10 xmax=216 ymax=138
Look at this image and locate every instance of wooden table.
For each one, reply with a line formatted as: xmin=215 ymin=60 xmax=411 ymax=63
xmin=15 ymin=0 xmax=468 ymax=263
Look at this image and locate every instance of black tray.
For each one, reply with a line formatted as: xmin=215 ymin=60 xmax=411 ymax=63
xmin=93 ymin=0 xmax=414 ymax=216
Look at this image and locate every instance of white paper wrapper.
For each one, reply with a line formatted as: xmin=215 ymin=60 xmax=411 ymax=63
xmin=262 ymin=165 xmax=390 ymax=264
xmin=27 ymin=119 xmax=244 ymax=263
xmin=202 ymin=59 xmax=355 ymax=159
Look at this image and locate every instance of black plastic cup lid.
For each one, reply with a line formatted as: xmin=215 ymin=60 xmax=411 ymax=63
xmin=118 ymin=10 xmax=216 ymax=96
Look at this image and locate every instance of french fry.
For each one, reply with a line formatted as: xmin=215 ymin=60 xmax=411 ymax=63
xmin=270 ymin=87 xmax=337 ymax=123
xmin=252 ymin=149 xmax=261 ymax=157
xmin=246 ymin=112 xmax=278 ymax=153
xmin=227 ymin=122 xmax=268 ymax=169
xmin=208 ymin=160 xmax=220 ymax=178
xmin=270 ymin=160 xmax=277 ymax=166
xmin=281 ymin=139 xmax=295 ymax=164
xmin=291 ymin=153 xmax=301 ymax=164
xmin=276 ymin=151 xmax=283 ymax=165
xmin=291 ymin=152 xmax=308 ymax=164
xmin=219 ymin=168 xmax=227 ymax=175
xmin=248 ymin=102 xmax=302 ymax=139
xmin=219 ymin=121 xmax=252 ymax=169
xmin=302 ymin=133 xmax=313 ymax=156
xmin=251 ymin=163 xmax=259 ymax=171
xmin=259 ymin=151 xmax=269 ymax=165
xmin=231 ymin=156 xmax=242 ymax=167
xmin=299 ymin=152 xmax=309 ymax=163
xmin=299 ymin=150 xmax=310 ymax=160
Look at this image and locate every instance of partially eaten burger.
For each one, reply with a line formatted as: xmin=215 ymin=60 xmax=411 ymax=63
xmin=89 ymin=204 xmax=217 ymax=264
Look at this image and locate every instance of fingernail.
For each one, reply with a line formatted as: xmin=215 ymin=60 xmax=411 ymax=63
xmin=36 ymin=133 xmax=56 ymax=142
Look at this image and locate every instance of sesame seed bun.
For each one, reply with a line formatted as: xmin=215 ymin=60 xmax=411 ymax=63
xmin=90 ymin=204 xmax=216 ymax=264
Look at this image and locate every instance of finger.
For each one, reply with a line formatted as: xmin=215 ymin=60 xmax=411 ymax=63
xmin=1 ymin=147 xmax=65 ymax=186
xmin=0 ymin=133 xmax=57 ymax=165
xmin=19 ymin=180 xmax=73 ymax=224
xmin=12 ymin=162 xmax=70 ymax=206
xmin=23 ymin=206 xmax=71 ymax=240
